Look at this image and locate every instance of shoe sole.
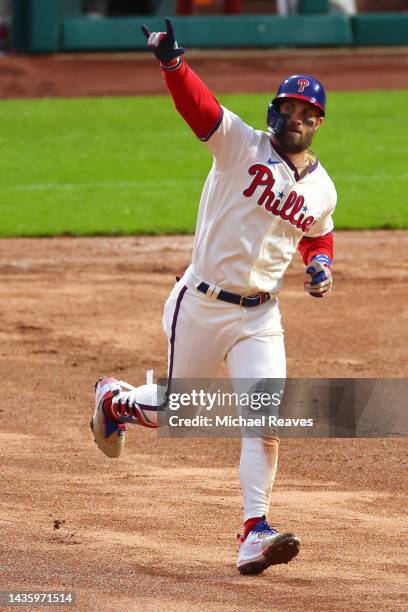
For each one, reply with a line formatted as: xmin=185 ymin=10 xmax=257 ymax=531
xmin=238 ymin=533 xmax=300 ymax=576
xmin=90 ymin=379 xmax=125 ymax=458
xmin=90 ymin=412 xmax=125 ymax=458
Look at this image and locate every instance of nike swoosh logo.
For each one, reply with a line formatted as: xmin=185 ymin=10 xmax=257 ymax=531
xmin=267 ymin=158 xmax=282 ymax=165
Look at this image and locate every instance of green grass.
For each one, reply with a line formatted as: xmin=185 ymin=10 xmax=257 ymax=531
xmin=0 ymin=90 xmax=406 ymax=236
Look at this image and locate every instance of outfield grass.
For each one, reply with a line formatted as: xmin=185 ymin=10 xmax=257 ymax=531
xmin=0 ymin=90 xmax=406 ymax=236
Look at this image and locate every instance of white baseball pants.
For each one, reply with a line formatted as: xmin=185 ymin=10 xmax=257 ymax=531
xmin=133 ymin=274 xmax=286 ymax=522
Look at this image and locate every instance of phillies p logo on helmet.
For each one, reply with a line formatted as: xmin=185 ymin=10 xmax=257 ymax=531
xmin=297 ymin=78 xmax=310 ymax=93
xmin=271 ymin=74 xmax=326 ymax=116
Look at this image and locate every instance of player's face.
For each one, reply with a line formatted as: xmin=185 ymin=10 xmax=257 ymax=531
xmin=275 ymin=99 xmax=324 ymax=153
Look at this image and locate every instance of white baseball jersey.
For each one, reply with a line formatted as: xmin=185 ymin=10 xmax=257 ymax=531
xmin=189 ymin=106 xmax=337 ymax=294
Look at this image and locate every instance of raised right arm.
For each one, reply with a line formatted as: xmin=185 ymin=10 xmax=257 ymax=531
xmin=162 ymin=59 xmax=224 ymax=142
xmin=142 ymin=18 xmax=222 ymax=141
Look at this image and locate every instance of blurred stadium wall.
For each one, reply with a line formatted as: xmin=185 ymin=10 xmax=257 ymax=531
xmin=9 ymin=0 xmax=408 ymax=54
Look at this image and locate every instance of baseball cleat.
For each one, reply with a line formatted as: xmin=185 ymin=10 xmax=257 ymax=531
xmin=90 ymin=377 xmax=126 ymax=459
xmin=90 ymin=376 xmax=159 ymax=459
xmin=237 ymin=516 xmax=300 ymax=575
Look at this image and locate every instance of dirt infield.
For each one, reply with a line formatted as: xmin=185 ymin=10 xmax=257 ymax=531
xmin=0 ymin=50 xmax=407 ymax=611
xmin=1 ymin=47 xmax=408 ymax=98
xmin=1 ymin=233 xmax=407 ymax=611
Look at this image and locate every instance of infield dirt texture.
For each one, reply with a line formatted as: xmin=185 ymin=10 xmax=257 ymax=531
xmin=1 ymin=50 xmax=407 ymax=611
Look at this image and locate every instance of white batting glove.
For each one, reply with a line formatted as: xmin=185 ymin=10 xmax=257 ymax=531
xmin=304 ymin=254 xmax=332 ymax=298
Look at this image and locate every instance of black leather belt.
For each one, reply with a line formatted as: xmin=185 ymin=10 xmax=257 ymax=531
xmin=197 ymin=282 xmax=271 ymax=308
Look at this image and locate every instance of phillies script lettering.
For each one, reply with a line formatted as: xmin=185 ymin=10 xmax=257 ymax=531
xmin=243 ymin=164 xmax=315 ymax=232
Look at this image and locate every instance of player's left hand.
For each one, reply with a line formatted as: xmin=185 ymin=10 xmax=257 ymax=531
xmin=141 ymin=17 xmax=185 ymax=64
xmin=304 ymin=254 xmax=332 ymax=298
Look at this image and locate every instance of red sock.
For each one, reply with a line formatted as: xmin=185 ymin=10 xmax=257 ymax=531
xmin=243 ymin=516 xmax=262 ymax=540
xmin=103 ymin=392 xmax=122 ymax=423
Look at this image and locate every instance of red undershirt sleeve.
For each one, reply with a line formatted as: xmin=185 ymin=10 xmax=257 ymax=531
xmin=298 ymin=232 xmax=334 ymax=267
xmin=162 ymin=59 xmax=223 ymax=141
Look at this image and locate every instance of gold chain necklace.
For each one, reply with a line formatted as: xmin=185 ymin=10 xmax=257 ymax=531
xmin=294 ymin=159 xmax=309 ymax=170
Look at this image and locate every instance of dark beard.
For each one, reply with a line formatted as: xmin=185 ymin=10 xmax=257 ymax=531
xmin=274 ymin=126 xmax=314 ymax=154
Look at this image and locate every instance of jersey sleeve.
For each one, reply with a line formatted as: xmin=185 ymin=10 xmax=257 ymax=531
xmin=162 ymin=59 xmax=257 ymax=171
xmin=306 ymin=210 xmax=334 ymax=238
xmin=205 ymin=106 xmax=259 ymax=171
xmin=305 ymin=178 xmax=337 ymax=238
xmin=298 ymin=176 xmax=336 ymax=264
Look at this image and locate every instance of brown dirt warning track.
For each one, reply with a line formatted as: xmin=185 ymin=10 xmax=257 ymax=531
xmin=0 ymin=47 xmax=408 ymax=98
xmin=0 ymin=49 xmax=407 ymax=611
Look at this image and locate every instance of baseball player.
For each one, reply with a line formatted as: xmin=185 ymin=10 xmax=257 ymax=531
xmin=91 ymin=18 xmax=336 ymax=575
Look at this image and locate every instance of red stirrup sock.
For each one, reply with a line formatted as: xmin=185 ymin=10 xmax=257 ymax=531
xmin=242 ymin=516 xmax=262 ymax=541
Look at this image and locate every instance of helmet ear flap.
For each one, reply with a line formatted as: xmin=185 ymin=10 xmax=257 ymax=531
xmin=266 ymin=102 xmax=286 ymax=136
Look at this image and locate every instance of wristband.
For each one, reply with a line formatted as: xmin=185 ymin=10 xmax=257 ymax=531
xmin=160 ymin=57 xmax=183 ymax=71
xmin=311 ymin=254 xmax=331 ymax=267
